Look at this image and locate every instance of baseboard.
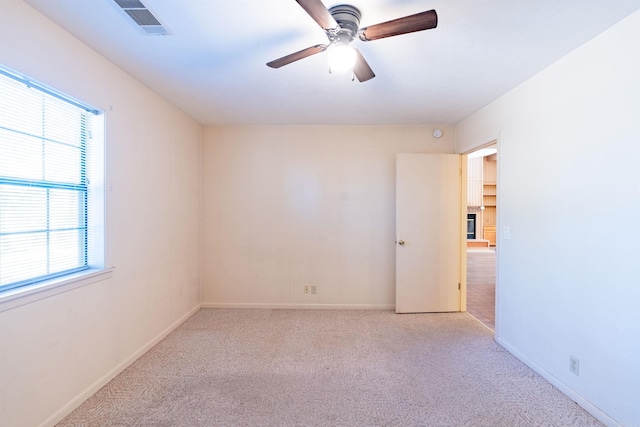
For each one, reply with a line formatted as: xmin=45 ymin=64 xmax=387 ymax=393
xmin=39 ymin=304 xmax=201 ymax=427
xmin=201 ymin=302 xmax=395 ymax=310
xmin=496 ymin=337 xmax=621 ymax=427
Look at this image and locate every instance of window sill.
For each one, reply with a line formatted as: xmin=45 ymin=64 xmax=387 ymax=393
xmin=0 ymin=267 xmax=114 ymax=314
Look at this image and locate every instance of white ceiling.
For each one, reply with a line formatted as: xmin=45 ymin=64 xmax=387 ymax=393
xmin=23 ymin=0 xmax=640 ymax=126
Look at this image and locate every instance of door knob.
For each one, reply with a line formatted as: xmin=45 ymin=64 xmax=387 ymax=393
xmin=398 ymin=240 xmax=405 ymax=246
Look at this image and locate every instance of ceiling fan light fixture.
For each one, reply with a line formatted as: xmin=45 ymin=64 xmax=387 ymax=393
xmin=328 ymin=43 xmax=356 ymax=73
xmin=266 ymin=1 xmax=437 ymax=82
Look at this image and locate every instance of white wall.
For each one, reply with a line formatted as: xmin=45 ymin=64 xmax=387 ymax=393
xmin=0 ymin=2 xmax=202 ymax=426
xmin=457 ymin=11 xmax=640 ymax=427
xmin=201 ymin=125 xmax=454 ymax=308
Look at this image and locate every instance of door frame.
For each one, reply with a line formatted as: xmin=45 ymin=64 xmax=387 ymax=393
xmin=459 ymin=153 xmax=468 ymax=312
xmin=460 ymin=140 xmax=500 ymax=333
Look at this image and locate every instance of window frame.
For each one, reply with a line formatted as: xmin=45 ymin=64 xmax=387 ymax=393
xmin=0 ymin=65 xmax=109 ymax=308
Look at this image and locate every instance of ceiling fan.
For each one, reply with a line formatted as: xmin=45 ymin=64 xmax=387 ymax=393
xmin=266 ymin=0 xmax=438 ymax=82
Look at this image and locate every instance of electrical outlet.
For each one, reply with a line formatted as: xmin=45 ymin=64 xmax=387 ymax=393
xmin=310 ymin=285 xmax=317 ymax=295
xmin=569 ymin=355 xmax=580 ymax=376
xmin=304 ymin=285 xmax=310 ymax=294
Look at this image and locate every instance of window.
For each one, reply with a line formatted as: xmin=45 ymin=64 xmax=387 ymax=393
xmin=0 ymin=66 xmax=104 ymax=293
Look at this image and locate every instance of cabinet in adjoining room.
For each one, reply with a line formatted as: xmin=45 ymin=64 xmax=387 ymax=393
xmin=482 ymin=153 xmax=497 ymax=246
xmin=466 ymin=148 xmax=497 ymax=247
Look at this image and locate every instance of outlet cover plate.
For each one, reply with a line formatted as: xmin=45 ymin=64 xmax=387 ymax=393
xmin=569 ymin=355 xmax=580 ymax=375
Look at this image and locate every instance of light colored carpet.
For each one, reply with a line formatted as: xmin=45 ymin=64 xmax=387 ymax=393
xmin=58 ymin=309 xmax=602 ymax=426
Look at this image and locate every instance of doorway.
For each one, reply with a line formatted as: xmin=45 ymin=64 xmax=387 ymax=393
xmin=465 ymin=145 xmax=497 ymax=330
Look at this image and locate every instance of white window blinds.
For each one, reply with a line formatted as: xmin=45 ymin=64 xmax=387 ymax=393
xmin=0 ymin=68 xmax=99 ymax=291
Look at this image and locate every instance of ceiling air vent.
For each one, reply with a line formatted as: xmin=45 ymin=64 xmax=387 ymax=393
xmin=114 ymin=0 xmax=171 ymax=35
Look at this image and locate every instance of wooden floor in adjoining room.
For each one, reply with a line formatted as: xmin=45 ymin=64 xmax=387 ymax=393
xmin=466 ymin=248 xmax=496 ymax=330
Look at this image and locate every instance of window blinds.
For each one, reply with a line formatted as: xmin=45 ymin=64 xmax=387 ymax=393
xmin=0 ymin=69 xmax=97 ymax=291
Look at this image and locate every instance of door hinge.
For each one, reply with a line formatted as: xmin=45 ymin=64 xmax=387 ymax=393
xmin=458 ymin=283 xmax=461 ymax=290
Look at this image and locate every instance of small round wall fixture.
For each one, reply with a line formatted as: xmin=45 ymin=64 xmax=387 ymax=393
xmin=433 ymin=129 xmax=443 ymax=138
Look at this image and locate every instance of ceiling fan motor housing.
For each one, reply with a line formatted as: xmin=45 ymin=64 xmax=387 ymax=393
xmin=328 ymin=5 xmax=361 ymax=42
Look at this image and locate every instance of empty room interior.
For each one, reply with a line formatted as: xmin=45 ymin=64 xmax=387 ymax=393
xmin=0 ymin=1 xmax=639 ymax=426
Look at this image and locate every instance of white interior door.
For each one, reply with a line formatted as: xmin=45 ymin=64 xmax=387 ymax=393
xmin=396 ymin=154 xmax=461 ymax=313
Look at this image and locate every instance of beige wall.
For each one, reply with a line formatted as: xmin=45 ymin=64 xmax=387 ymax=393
xmin=201 ymin=125 xmax=454 ymax=308
xmin=0 ymin=2 xmax=202 ymax=426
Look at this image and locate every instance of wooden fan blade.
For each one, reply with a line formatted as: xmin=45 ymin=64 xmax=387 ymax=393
xmin=358 ymin=10 xmax=437 ymax=41
xmin=267 ymin=44 xmax=327 ymax=68
xmin=295 ymin=0 xmax=339 ymax=31
xmin=353 ymin=49 xmax=375 ymax=82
